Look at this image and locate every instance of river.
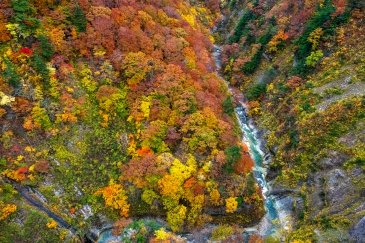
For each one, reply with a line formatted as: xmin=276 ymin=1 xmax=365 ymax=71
xmin=213 ymin=45 xmax=288 ymax=239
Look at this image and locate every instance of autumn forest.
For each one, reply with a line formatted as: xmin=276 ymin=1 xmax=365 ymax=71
xmin=0 ymin=0 xmax=364 ymax=242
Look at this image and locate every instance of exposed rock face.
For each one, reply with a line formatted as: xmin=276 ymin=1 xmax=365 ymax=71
xmin=275 ymin=195 xmax=303 ymax=231
xmin=319 ymin=151 xmax=349 ymax=170
xmin=305 ymin=156 xmax=365 ymax=241
xmin=326 ymin=169 xmax=350 ymax=206
xmin=350 ymin=216 xmax=365 ymax=243
xmin=269 ymin=150 xmax=364 ymax=241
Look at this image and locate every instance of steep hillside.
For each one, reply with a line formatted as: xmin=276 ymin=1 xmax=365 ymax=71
xmin=0 ymin=0 xmax=264 ymax=242
xmin=218 ymin=0 xmax=365 ymax=241
xmin=1 ymin=0 xmax=364 ymax=242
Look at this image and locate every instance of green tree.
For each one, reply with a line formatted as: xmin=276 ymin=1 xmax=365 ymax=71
xmin=246 ymin=82 xmax=267 ymax=101
xmin=38 ymin=35 xmax=54 ymax=61
xmin=31 ymin=54 xmax=50 ymax=84
xmin=305 ymin=50 xmax=324 ymax=67
xmin=229 ymin=10 xmax=256 ymax=43
xmin=11 ymin=0 xmax=40 ymax=33
xmin=70 ymin=6 xmax=87 ymax=32
xmin=223 ymin=96 xmax=235 ymax=116
xmin=224 ymin=145 xmax=242 ymax=173
xmin=2 ymin=58 xmax=20 ymax=88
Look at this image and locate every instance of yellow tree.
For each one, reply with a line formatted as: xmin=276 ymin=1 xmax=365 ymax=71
xmin=95 ymin=182 xmax=130 ymax=217
xmin=225 ymin=197 xmax=238 ymax=213
xmin=0 ymin=203 xmax=17 ymax=220
xmin=167 ymin=205 xmax=187 ymax=232
xmin=121 ymin=52 xmax=158 ymax=86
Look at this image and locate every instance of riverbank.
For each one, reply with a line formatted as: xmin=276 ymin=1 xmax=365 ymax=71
xmin=213 ymin=44 xmax=295 ymax=240
xmin=212 ymin=1 xmax=365 ymax=242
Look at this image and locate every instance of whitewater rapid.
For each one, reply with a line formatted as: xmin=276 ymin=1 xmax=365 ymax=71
xmin=213 ymin=45 xmax=290 ymax=239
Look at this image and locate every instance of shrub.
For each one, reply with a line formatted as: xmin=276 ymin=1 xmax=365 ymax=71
xmin=268 ymin=30 xmax=289 ymax=53
xmin=2 ymin=58 xmax=20 ymax=88
xmin=31 ymin=105 xmax=52 ymax=129
xmin=222 ymin=96 xmax=235 ymax=116
xmin=289 ymin=129 xmax=299 ymax=148
xmin=246 ymin=82 xmax=267 ymax=101
xmin=246 ymin=172 xmax=256 ymax=196
xmin=154 ymin=228 xmax=171 ymax=240
xmin=166 ymin=205 xmax=187 ymax=232
xmin=34 ymin=160 xmax=50 ymax=173
xmin=258 ymin=26 xmax=275 ymax=46
xmin=345 ymin=157 xmax=365 ymax=170
xmin=224 ymin=145 xmax=242 ymax=173
xmin=305 ymin=50 xmax=324 ymax=67
xmin=225 ymin=197 xmax=238 ymax=213
xmin=211 ymin=224 xmax=234 ymax=240
xmin=228 ymin=0 xmax=237 ymax=10
xmin=242 ymin=48 xmax=264 ymax=75
xmin=300 ymin=102 xmax=315 ymax=113
xmin=0 ymin=203 xmax=17 ymax=220
xmin=141 ymin=189 xmax=159 ymax=205
xmin=324 ymin=87 xmax=344 ymax=97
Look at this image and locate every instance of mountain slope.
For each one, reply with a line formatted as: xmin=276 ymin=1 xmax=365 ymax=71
xmin=0 ymin=0 xmax=264 ymax=241
xmin=218 ymin=0 xmax=365 ymax=241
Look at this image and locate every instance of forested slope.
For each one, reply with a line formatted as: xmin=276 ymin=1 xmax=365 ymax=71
xmin=0 ymin=0 xmax=264 ymax=241
xmin=218 ymin=0 xmax=365 ymax=241
xmin=1 ymin=0 xmax=364 ymax=242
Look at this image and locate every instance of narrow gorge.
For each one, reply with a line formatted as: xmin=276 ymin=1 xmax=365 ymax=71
xmin=1 ymin=0 xmax=364 ymax=242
